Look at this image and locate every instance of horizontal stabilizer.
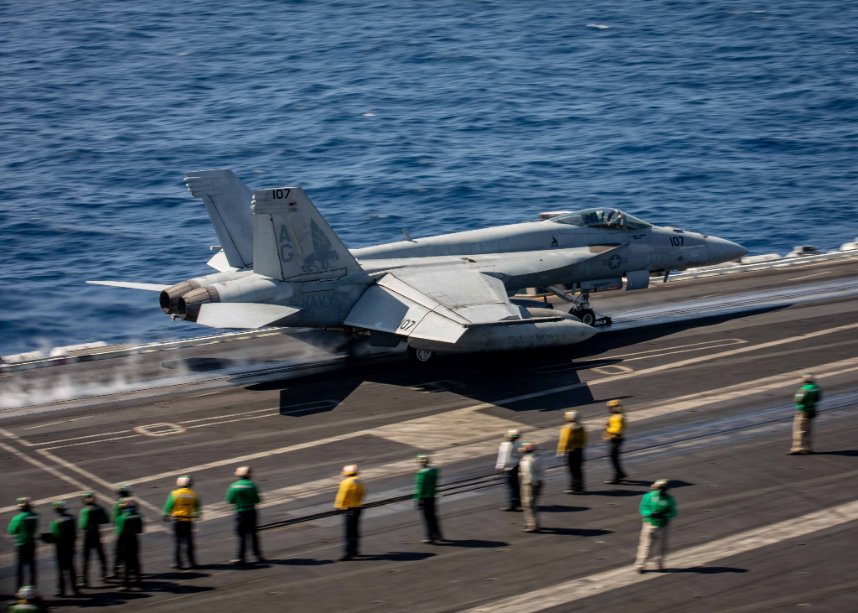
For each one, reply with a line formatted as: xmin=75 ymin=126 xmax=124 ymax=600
xmin=87 ymin=280 xmax=169 ymax=291
xmin=195 ymin=303 xmax=302 ymax=329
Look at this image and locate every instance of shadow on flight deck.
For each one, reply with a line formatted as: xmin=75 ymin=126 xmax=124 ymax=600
xmin=239 ymin=304 xmax=789 ymax=417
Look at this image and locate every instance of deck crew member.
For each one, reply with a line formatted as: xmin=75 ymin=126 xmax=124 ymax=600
xmin=495 ymin=429 xmax=522 ymax=511
xmin=789 ymin=373 xmax=822 ymax=455
xmin=519 ymin=443 xmax=544 ymax=532
xmin=557 ymin=410 xmax=587 ymax=493
xmin=9 ymin=585 xmax=49 ymax=613
xmin=226 ymin=466 xmax=263 ymax=564
xmin=163 ymin=475 xmax=201 ymax=569
xmin=115 ymin=498 xmax=143 ymax=590
xmin=49 ymin=501 xmax=80 ymax=597
xmin=603 ymin=400 xmax=627 ymax=484
xmin=334 ymin=464 xmax=365 ymax=561
xmin=414 ymin=454 xmax=443 ymax=543
xmin=8 ymin=497 xmax=39 ymax=590
xmin=110 ymin=484 xmax=133 ymax=578
xmin=79 ymin=491 xmax=109 ymax=587
xmin=634 ymin=479 xmax=677 ymax=573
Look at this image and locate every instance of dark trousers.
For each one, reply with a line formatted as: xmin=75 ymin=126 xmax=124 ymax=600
xmin=113 ymin=536 xmax=125 ymax=576
xmin=173 ymin=521 xmax=196 ymax=567
xmin=343 ymin=508 xmax=362 ymax=557
xmin=609 ymin=437 xmax=626 ymax=481
xmin=505 ymin=467 xmax=521 ymax=509
xmin=82 ymin=531 xmax=107 ymax=584
xmin=235 ymin=510 xmax=261 ymax=562
xmin=120 ymin=536 xmax=141 ymax=587
xmin=566 ymin=448 xmax=585 ymax=491
xmin=55 ymin=545 xmax=77 ymax=595
xmin=16 ymin=541 xmax=37 ymax=590
xmin=419 ymin=497 xmax=442 ymax=541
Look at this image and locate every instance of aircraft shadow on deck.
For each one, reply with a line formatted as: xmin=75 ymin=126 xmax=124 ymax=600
xmin=238 ymin=304 xmax=789 ymax=417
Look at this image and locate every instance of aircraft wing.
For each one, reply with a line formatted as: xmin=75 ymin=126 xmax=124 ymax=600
xmin=345 ymin=269 xmax=525 ymax=345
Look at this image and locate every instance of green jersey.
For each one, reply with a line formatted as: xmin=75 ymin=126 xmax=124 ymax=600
xmin=414 ymin=466 xmax=439 ymax=499
xmin=226 ymin=478 xmax=260 ymax=511
xmin=50 ymin=511 xmax=76 ymax=546
xmin=640 ymin=490 xmax=677 ymax=528
xmin=7 ymin=511 xmax=38 ymax=546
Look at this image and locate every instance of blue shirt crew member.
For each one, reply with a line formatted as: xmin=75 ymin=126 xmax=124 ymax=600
xmin=79 ymin=491 xmax=109 ymax=587
xmin=48 ymin=500 xmax=80 ymax=597
xmin=163 ymin=475 xmax=201 ymax=569
xmin=8 ymin=497 xmax=39 ymax=590
xmin=414 ymin=454 xmax=443 ymax=544
xmin=226 ymin=466 xmax=263 ymax=564
xmin=495 ymin=429 xmax=522 ymax=511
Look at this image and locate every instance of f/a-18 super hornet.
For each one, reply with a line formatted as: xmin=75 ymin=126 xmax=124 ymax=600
xmin=91 ymin=169 xmax=747 ymax=362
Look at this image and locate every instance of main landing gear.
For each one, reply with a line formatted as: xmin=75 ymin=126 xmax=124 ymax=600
xmin=547 ymin=287 xmax=612 ymax=327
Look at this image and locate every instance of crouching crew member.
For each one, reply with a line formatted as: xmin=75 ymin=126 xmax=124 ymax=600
xmin=557 ymin=410 xmax=587 ymax=493
xmin=414 ymin=454 xmax=443 ymax=543
xmin=49 ymin=501 xmax=80 ymax=597
xmin=8 ymin=497 xmax=39 ymax=591
xmin=226 ymin=466 xmax=263 ymax=564
xmin=9 ymin=585 xmax=49 ymax=613
xmin=163 ymin=475 xmax=201 ymax=569
xmin=115 ymin=499 xmax=143 ymax=590
xmin=79 ymin=491 xmax=109 ymax=587
xmin=334 ymin=465 xmax=365 ymax=561
xmin=635 ymin=479 xmax=677 ymax=573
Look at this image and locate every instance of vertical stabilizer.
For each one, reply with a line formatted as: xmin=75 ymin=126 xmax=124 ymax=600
xmin=184 ymin=169 xmax=253 ymax=269
xmin=251 ymin=187 xmax=367 ymax=282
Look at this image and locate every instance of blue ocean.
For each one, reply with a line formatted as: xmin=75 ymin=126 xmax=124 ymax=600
xmin=2 ymin=0 xmax=857 ymax=356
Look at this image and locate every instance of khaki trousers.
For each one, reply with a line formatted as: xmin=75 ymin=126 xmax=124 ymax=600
xmin=791 ymin=411 xmax=813 ymax=453
xmin=635 ymin=522 xmax=669 ymax=569
xmin=521 ymin=482 xmax=541 ymax=530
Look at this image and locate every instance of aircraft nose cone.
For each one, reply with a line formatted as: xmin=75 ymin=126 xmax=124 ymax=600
xmin=707 ymin=236 xmax=748 ymax=264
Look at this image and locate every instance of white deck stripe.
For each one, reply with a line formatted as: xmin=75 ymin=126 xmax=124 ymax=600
xmin=467 ymin=498 xmax=858 ymax=612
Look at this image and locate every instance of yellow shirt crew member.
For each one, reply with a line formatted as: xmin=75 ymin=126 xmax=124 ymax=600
xmin=335 ymin=465 xmax=365 ymax=561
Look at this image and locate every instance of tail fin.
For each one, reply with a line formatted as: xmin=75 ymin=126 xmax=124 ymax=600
xmin=184 ymin=169 xmax=253 ymax=270
xmin=251 ymin=187 xmax=367 ymax=282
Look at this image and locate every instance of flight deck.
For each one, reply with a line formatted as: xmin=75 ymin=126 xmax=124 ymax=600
xmin=2 ymin=253 xmax=858 ymax=611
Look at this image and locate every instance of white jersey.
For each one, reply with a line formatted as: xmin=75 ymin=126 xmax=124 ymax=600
xmin=495 ymin=440 xmax=521 ymax=471
xmin=519 ymin=453 xmax=544 ymax=484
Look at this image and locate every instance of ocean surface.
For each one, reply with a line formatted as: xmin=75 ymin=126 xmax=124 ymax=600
xmin=2 ymin=0 xmax=857 ymax=356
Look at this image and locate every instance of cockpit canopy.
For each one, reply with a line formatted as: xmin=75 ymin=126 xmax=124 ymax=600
xmin=551 ymin=208 xmax=651 ymax=231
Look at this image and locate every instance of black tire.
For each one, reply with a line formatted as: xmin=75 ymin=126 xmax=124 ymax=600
xmin=578 ymin=309 xmax=596 ymax=326
xmin=407 ymin=347 xmax=434 ymax=363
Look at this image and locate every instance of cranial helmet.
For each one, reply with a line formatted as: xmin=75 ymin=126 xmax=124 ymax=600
xmin=235 ymin=466 xmax=251 ymax=478
xmin=342 ymin=464 xmax=358 ymax=477
xmin=176 ymin=475 xmax=192 ymax=488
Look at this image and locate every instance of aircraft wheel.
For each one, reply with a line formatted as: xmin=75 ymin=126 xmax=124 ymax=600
xmin=408 ymin=347 xmax=434 ymax=363
xmin=578 ymin=309 xmax=596 ymax=326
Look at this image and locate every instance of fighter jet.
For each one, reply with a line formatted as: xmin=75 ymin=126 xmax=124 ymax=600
xmin=91 ymin=169 xmax=747 ymax=362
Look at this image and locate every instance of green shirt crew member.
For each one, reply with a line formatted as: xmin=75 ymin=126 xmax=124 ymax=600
xmin=226 ymin=466 xmax=263 ymax=564
xmin=790 ymin=373 xmax=822 ymax=455
xmin=634 ymin=480 xmax=677 ymax=573
xmin=79 ymin=492 xmax=109 ymax=586
xmin=9 ymin=585 xmax=49 ymax=613
xmin=110 ymin=484 xmax=133 ymax=578
xmin=116 ymin=499 xmax=143 ymax=589
xmin=49 ymin=501 xmax=80 ymax=597
xmin=163 ymin=475 xmax=201 ymax=569
xmin=414 ymin=454 xmax=443 ymax=543
xmin=8 ymin=498 xmax=39 ymax=590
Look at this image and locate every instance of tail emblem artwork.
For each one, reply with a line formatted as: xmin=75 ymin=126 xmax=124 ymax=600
xmin=89 ymin=169 xmax=747 ymax=363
